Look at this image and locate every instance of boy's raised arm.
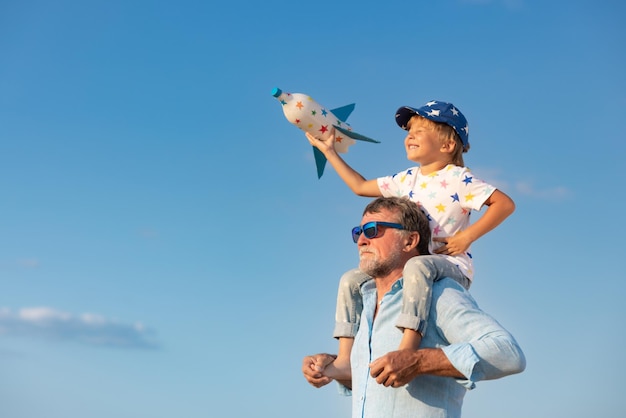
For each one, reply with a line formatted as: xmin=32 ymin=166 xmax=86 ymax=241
xmin=306 ymin=130 xmax=382 ymax=197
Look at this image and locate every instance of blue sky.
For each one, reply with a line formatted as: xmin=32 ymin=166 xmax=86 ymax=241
xmin=1 ymin=0 xmax=624 ymax=417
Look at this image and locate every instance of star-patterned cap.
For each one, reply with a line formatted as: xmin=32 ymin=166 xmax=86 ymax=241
xmin=395 ymin=101 xmax=470 ymax=151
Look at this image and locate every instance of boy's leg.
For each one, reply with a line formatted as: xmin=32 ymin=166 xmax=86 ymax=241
xmin=333 ymin=268 xmax=371 ymax=338
xmin=325 ymin=268 xmax=370 ymax=380
xmin=397 ymin=256 xmax=467 ymax=350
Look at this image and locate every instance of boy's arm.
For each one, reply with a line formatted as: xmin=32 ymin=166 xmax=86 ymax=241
xmin=305 ymin=131 xmax=381 ymax=197
xmin=302 ymin=353 xmax=353 ymax=389
xmin=435 ymin=189 xmax=515 ymax=256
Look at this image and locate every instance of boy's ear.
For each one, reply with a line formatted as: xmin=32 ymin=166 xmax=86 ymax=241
xmin=440 ymin=140 xmax=456 ymax=154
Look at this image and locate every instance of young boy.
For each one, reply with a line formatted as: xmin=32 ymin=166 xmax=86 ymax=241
xmin=305 ymin=100 xmax=515 ymax=380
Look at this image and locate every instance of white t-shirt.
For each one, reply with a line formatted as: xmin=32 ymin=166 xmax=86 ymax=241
xmin=377 ymin=164 xmax=496 ymax=281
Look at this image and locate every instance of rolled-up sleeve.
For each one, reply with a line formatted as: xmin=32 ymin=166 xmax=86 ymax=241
xmin=336 ymin=382 xmax=352 ymax=396
xmin=434 ymin=280 xmax=526 ymax=389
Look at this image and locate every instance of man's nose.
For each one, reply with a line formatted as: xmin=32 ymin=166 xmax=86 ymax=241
xmin=357 ymin=233 xmax=370 ymax=245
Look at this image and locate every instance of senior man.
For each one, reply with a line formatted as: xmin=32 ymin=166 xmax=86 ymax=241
xmin=302 ymin=196 xmax=525 ymax=418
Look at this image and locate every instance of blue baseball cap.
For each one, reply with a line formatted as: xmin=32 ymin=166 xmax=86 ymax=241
xmin=395 ymin=101 xmax=470 ymax=151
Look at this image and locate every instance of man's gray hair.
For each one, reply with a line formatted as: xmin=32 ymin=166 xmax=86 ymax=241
xmin=363 ymin=197 xmax=431 ymax=255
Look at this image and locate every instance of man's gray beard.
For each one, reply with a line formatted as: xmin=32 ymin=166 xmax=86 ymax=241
xmin=359 ymin=244 xmax=403 ymax=278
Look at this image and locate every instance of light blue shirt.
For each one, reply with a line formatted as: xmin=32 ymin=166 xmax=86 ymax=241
xmin=341 ymin=277 xmax=525 ymax=418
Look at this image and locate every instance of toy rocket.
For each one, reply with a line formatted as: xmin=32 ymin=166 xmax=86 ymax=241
xmin=271 ymin=87 xmax=380 ymax=178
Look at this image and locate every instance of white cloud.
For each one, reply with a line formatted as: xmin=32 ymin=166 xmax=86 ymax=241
xmin=19 ymin=307 xmax=71 ymax=321
xmin=0 ymin=307 xmax=159 ymax=349
xmin=16 ymin=258 xmax=40 ymax=268
xmin=471 ymin=167 xmax=570 ymax=201
xmin=514 ymin=181 xmax=571 ymax=200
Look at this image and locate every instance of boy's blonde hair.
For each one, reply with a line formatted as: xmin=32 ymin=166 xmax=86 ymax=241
xmin=410 ymin=115 xmax=468 ymax=167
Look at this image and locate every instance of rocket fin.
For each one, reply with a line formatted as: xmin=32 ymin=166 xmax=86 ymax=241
xmin=330 ymin=104 xmax=355 ymax=122
xmin=333 ymin=125 xmax=380 ymax=144
xmin=313 ymin=146 xmax=328 ymax=178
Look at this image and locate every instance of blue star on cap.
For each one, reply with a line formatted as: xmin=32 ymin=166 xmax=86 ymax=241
xmin=395 ymin=100 xmax=470 ymax=150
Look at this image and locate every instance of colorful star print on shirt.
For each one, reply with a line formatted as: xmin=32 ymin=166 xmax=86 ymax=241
xmin=377 ymin=164 xmax=496 ymax=281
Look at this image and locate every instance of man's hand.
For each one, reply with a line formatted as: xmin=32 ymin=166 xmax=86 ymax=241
xmin=369 ymin=349 xmax=421 ymax=388
xmin=370 ymin=348 xmax=463 ymax=387
xmin=302 ymin=353 xmax=336 ymax=388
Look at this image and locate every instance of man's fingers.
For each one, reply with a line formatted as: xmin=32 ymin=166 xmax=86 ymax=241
xmin=381 ymin=376 xmax=390 ymax=386
xmin=370 ymin=362 xmax=389 ymax=384
xmin=369 ymin=360 xmax=383 ymax=377
xmin=391 ymin=379 xmax=406 ymax=388
xmin=370 ymin=356 xmax=405 ymax=388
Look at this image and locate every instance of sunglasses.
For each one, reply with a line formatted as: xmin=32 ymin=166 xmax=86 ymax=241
xmin=351 ymin=221 xmax=406 ymax=243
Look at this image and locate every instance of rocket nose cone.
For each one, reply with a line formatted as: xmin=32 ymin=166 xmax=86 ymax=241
xmin=271 ymin=87 xmax=282 ymax=97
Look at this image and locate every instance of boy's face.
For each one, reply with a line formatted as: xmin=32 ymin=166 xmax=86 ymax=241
xmin=404 ymin=117 xmax=445 ymax=164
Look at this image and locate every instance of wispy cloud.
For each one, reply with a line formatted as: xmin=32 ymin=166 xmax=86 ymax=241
xmin=514 ymin=181 xmax=571 ymax=200
xmin=473 ymin=167 xmax=570 ymax=201
xmin=0 ymin=307 xmax=159 ymax=349
xmin=16 ymin=258 xmax=40 ymax=269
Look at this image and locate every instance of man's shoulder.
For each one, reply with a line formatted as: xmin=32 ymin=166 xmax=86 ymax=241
xmin=433 ymin=276 xmax=466 ymax=289
xmin=431 ymin=278 xmax=474 ymax=304
xmin=430 ymin=278 xmax=481 ymax=329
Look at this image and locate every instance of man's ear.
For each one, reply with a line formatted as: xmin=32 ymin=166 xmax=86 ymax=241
xmin=403 ymin=232 xmax=420 ymax=252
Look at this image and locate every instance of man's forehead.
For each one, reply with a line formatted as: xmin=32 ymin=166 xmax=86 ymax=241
xmin=362 ymin=208 xmax=397 ymax=222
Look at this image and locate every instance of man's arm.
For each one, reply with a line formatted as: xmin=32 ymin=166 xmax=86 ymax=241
xmin=369 ymin=347 xmax=463 ymax=387
xmin=369 ymin=279 xmax=526 ymax=388
xmin=435 ymin=281 xmax=526 ymax=387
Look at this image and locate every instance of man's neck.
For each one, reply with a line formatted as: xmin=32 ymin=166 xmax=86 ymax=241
xmin=373 ymin=267 xmax=405 ymax=304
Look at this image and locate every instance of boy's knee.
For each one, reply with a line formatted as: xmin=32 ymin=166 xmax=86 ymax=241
xmin=338 ymin=268 xmax=369 ymax=287
xmin=403 ymin=256 xmax=432 ymax=274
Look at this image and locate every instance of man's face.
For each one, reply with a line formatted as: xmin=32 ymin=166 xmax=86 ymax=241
xmin=357 ymin=209 xmax=406 ymax=278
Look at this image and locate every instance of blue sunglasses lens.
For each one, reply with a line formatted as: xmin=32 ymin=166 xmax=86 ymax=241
xmin=352 ymin=222 xmax=378 ymax=243
xmin=363 ymin=224 xmax=377 ymax=238
xmin=351 ymin=222 xmax=405 ymax=243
